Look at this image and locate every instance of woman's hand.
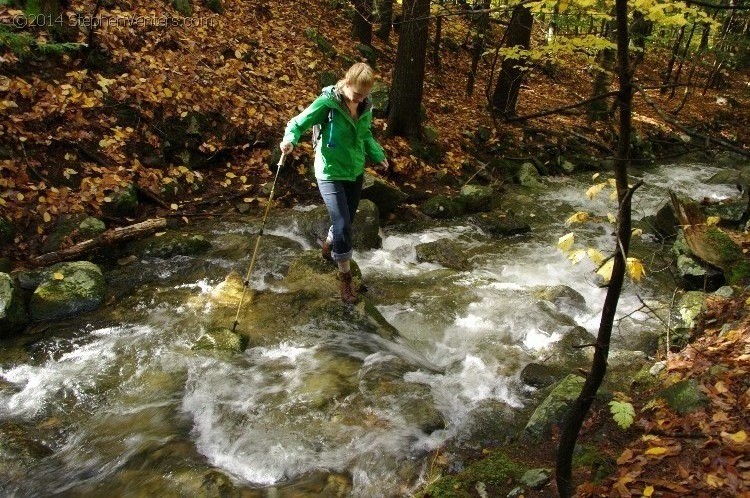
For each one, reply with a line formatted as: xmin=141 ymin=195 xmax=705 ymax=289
xmin=280 ymin=142 xmax=293 ymax=154
xmin=376 ymin=158 xmax=389 ymax=172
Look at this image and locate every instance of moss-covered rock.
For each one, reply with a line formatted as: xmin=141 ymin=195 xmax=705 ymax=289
xmin=41 ymin=213 xmax=87 ymax=254
xmin=360 ymin=173 xmax=407 ymax=217
xmin=103 ymin=183 xmax=139 ymax=217
xmin=677 ymin=254 xmax=725 ymax=291
xmin=352 ymin=199 xmax=381 ymax=250
xmin=459 ymin=184 xmax=494 ymax=213
xmin=0 ymin=272 xmax=28 ymax=335
xmin=473 ymin=213 xmax=531 ymax=237
xmin=78 ymin=216 xmax=106 ymax=239
xmin=192 ymin=327 xmax=249 ymax=353
xmin=703 ymin=226 xmax=750 ymax=284
xmin=518 ymin=162 xmax=543 ymax=189
xmin=422 ymin=450 xmax=524 ymax=498
xmin=531 ymin=285 xmax=588 ymax=313
xmin=523 ymin=374 xmax=585 ymax=440
xmin=29 ymin=261 xmax=105 ymax=321
xmin=657 ymin=379 xmax=708 ymax=415
xmin=131 ymin=232 xmax=212 ymax=259
xmin=520 ymin=362 xmax=564 ymax=389
xmin=422 ymin=195 xmax=465 ymax=219
xmin=415 ymin=239 xmax=470 ymax=271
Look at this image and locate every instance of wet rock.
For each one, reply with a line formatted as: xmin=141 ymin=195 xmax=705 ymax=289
xmin=192 ymin=327 xmax=249 ymax=353
xmin=518 ymin=163 xmax=543 ymax=189
xmin=422 ymin=195 xmax=466 ymax=219
xmin=361 ymin=172 xmax=407 ymax=217
xmin=671 ymin=229 xmax=693 ymax=259
xmin=523 ymin=374 xmax=586 ymax=440
xmin=0 ymin=272 xmax=27 ymax=336
xmin=0 ymin=422 xmax=53 ymax=482
xmin=531 ymin=285 xmax=587 ymax=313
xmin=352 ymin=199 xmax=381 ymax=250
xmin=29 ymin=261 xmax=105 ymax=321
xmin=657 ymin=379 xmax=708 ymax=415
xmin=460 ymin=184 xmax=494 ymax=213
xmin=649 ymin=201 xmax=679 ymax=239
xmin=130 ymin=232 xmax=212 ymax=258
xmin=415 ymin=239 xmax=470 ymax=271
xmin=458 ymin=399 xmax=519 ymax=447
xmin=271 ymin=470 xmax=352 ymax=497
xmin=520 ymin=468 xmax=552 ymax=489
xmin=677 ymin=254 xmax=725 ymax=291
xmin=40 ymin=213 xmax=87 ymax=254
xmin=520 ymin=362 xmax=563 ymax=389
xmin=677 ymin=291 xmax=705 ymax=330
xmin=704 ymin=199 xmax=746 ymax=228
xmin=713 ymin=286 xmax=734 ymax=298
xmin=473 ymin=213 xmax=531 ymax=237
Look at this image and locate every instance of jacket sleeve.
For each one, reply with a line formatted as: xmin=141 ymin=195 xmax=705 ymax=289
xmin=282 ymin=95 xmax=329 ymax=145
xmin=363 ymin=124 xmax=386 ymax=163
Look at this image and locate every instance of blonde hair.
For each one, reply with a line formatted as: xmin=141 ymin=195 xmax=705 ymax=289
xmin=336 ymin=62 xmax=375 ymax=92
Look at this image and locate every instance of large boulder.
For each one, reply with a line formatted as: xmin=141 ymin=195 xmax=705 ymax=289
xmin=352 ymin=199 xmax=381 ymax=250
xmin=415 ymin=239 xmax=470 ymax=271
xmin=421 ymin=195 xmax=466 ymax=219
xmin=0 ymin=272 xmax=27 ymax=335
xmin=459 ymin=184 xmax=494 ymax=213
xmin=29 ymin=261 xmax=106 ymax=321
xmin=473 ymin=213 xmax=531 ymax=237
xmin=531 ymin=285 xmax=588 ymax=314
xmin=518 ymin=163 xmax=543 ymax=189
xmin=676 ymin=254 xmax=725 ymax=291
xmin=103 ymin=183 xmax=139 ymax=217
xmin=523 ymin=374 xmax=585 ymax=440
xmin=360 ymin=173 xmax=407 ymax=217
xmin=649 ymin=201 xmax=679 ymax=239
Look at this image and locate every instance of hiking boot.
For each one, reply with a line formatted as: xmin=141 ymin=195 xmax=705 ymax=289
xmin=322 ymin=239 xmax=334 ymax=263
xmin=339 ymin=271 xmax=357 ymax=304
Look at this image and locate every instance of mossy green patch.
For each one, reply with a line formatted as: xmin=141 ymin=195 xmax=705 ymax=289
xmin=422 ymin=450 xmax=524 ymax=498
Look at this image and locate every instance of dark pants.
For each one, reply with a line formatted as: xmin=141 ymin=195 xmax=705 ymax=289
xmin=317 ymin=174 xmax=363 ymax=262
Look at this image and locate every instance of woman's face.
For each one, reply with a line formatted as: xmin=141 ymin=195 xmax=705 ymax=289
xmin=344 ymin=82 xmax=371 ymax=104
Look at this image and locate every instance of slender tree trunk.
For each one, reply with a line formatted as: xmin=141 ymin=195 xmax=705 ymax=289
xmin=674 ymin=23 xmax=710 ymax=114
xmin=433 ymin=6 xmax=443 ymax=69
xmin=491 ymin=4 xmax=533 ymax=117
xmin=387 ymin=0 xmax=430 ymax=137
xmin=556 ymin=0 xmax=636 ymax=494
xmin=466 ymin=0 xmax=491 ymax=96
xmin=352 ymin=0 xmax=373 ymax=45
xmin=662 ymin=25 xmax=686 ymax=92
xmin=588 ymin=11 xmax=616 ymax=122
xmin=375 ymin=0 xmax=393 ymax=41
xmin=669 ymin=23 xmax=697 ymax=98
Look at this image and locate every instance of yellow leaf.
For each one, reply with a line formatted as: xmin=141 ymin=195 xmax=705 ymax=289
xmin=43 ymin=212 xmax=51 ymax=223
xmin=645 ymin=446 xmax=667 ymax=455
xmin=706 ymin=216 xmax=720 ymax=226
xmin=608 ymin=178 xmax=617 ymax=188
xmin=170 ymin=203 xmax=178 ymax=210
xmin=557 ymin=232 xmax=575 ymax=253
xmin=155 ymin=232 xmax=166 ymax=237
xmin=568 ymin=249 xmax=586 ymax=264
xmin=16 ymin=193 xmax=24 ymax=201
xmin=226 ymin=172 xmax=237 ymax=178
xmin=607 ymin=212 xmax=616 ymax=223
xmin=631 ymin=228 xmax=643 ymax=238
xmin=724 ymin=430 xmax=747 ymax=443
xmin=163 ymin=88 xmax=173 ymax=98
xmin=592 ymin=173 xmax=600 ymax=180
xmin=627 ymin=257 xmax=646 ymax=282
xmin=587 ymin=248 xmax=606 ymax=267
xmin=706 ymin=473 xmax=724 ymax=488
xmin=103 ymin=196 xmax=112 ymax=203
xmin=597 ymin=259 xmax=614 ymax=283
xmin=53 ymin=272 xmax=64 ymax=280
xmin=565 ymin=211 xmax=590 ymax=225
xmin=235 ymin=49 xmax=243 ymax=59
xmin=586 ymin=182 xmax=606 ymax=200
xmin=643 ymin=485 xmax=654 ymax=497
xmin=180 ymin=111 xmax=188 ymax=117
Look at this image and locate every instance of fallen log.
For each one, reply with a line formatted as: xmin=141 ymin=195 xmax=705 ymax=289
xmin=30 ymin=217 xmax=168 ymax=267
xmin=670 ymin=192 xmax=750 ymax=284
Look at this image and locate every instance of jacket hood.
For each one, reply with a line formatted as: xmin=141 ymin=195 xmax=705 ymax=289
xmin=322 ymin=85 xmax=372 ymax=113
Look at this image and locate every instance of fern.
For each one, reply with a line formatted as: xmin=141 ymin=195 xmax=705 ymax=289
xmin=609 ymin=400 xmax=635 ymax=429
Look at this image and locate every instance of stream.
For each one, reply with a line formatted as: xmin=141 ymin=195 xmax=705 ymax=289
xmin=0 ymin=160 xmax=741 ymax=496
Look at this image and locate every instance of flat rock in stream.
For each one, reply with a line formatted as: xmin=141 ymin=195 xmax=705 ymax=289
xmin=129 ymin=232 xmax=212 ymax=259
xmin=29 ymin=261 xmax=105 ymax=321
xmin=472 ymin=213 xmax=531 ymax=237
xmin=0 ymin=272 xmax=28 ymax=335
xmin=415 ymin=239 xmax=470 ymax=270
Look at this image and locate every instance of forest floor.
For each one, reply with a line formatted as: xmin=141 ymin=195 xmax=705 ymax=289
xmin=1 ymin=0 xmax=750 ymax=496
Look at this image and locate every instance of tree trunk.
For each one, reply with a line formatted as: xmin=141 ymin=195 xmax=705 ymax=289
xmin=352 ymin=0 xmax=373 ymax=45
xmin=30 ymin=218 xmax=168 ymax=267
xmin=669 ymin=23 xmax=697 ymax=98
xmin=630 ymin=9 xmax=652 ymax=71
xmin=466 ymin=0 xmax=491 ymax=96
xmin=491 ymin=4 xmax=533 ymax=118
xmin=375 ymin=0 xmax=393 ymax=42
xmin=433 ymin=8 xmax=442 ymax=69
xmin=662 ymin=25 xmax=686 ymax=93
xmin=556 ymin=0 xmax=636 ymax=494
xmin=22 ymin=0 xmax=75 ymax=41
xmin=387 ymin=0 xmax=430 ymax=137
xmin=587 ymin=11 xmax=616 ymax=122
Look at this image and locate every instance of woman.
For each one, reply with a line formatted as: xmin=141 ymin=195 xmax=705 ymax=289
xmin=280 ymin=63 xmax=389 ymax=304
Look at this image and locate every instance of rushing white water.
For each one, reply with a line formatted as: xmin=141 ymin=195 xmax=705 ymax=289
xmin=0 ymin=161 xmax=742 ymax=496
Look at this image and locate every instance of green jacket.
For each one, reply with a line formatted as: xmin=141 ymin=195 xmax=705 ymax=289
xmin=283 ymin=85 xmax=386 ymax=181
